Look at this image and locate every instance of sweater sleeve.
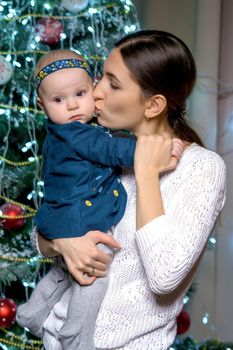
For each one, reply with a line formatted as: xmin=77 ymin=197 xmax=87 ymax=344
xmin=52 ymin=122 xmax=136 ymax=167
xmin=135 ymin=151 xmax=226 ymax=295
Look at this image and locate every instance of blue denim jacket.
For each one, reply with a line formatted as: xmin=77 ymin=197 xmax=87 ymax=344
xmin=34 ymin=120 xmax=136 ymax=239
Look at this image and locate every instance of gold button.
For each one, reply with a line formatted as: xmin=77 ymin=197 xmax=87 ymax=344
xmin=113 ymin=190 xmax=119 ymax=197
xmin=85 ymin=200 xmax=92 ymax=206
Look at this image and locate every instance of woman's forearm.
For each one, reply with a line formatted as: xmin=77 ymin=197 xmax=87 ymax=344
xmin=136 ymin=173 xmax=164 ymax=230
xmin=134 ymin=135 xmax=181 ymax=230
xmin=38 ymin=233 xmax=60 ymax=257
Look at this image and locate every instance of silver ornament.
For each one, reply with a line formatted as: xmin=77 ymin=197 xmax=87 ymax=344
xmin=0 ymin=55 xmax=13 ymax=85
xmin=61 ymin=0 xmax=89 ymax=13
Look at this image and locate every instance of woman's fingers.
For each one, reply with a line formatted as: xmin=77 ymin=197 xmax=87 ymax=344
xmin=64 ymin=255 xmax=98 ymax=285
xmin=171 ymin=144 xmax=183 ymax=159
xmin=74 ymin=270 xmax=96 ymax=286
xmin=172 ymin=138 xmax=184 ymax=159
xmin=87 ymin=259 xmax=110 ymax=272
xmin=86 ymin=265 xmax=108 ymax=278
xmin=134 ymin=134 xmax=184 ymax=177
xmin=134 ymin=134 xmax=173 ymax=176
xmin=66 ymin=252 xmax=109 ymax=283
xmin=86 ymin=230 xmax=121 ymax=249
xmin=51 ymin=231 xmax=121 ymax=284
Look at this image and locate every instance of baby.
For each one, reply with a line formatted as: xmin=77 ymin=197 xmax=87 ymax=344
xmin=33 ymin=49 xmax=136 ymax=240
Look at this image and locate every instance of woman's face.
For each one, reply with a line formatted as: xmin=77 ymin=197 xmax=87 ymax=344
xmin=94 ymin=48 xmax=147 ymax=133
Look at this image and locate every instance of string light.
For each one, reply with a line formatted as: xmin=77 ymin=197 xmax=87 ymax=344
xmin=60 ymin=32 xmax=67 ymax=40
xmin=22 ymin=18 xmax=28 ymax=25
xmin=27 ymin=190 xmax=35 ymax=200
xmin=88 ymin=8 xmax=98 ymax=14
xmin=209 ymin=237 xmax=216 ymax=244
xmin=13 ymin=61 xmax=21 ymax=67
xmin=44 ymin=3 xmax=51 ymax=10
xmin=202 ymin=312 xmax=209 ymax=325
xmin=0 ymin=4 xmax=116 ymax=22
xmin=183 ymin=295 xmax=190 ymax=304
xmin=0 ymin=104 xmax=44 ymax=114
xmin=0 ymin=51 xmax=105 ymax=61
xmin=22 ymin=140 xmax=37 ymax=153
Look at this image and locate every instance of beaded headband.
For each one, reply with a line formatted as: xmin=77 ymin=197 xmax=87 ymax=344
xmin=35 ymin=58 xmax=93 ymax=92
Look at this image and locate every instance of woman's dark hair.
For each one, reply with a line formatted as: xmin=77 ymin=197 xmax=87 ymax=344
xmin=115 ymin=30 xmax=204 ymax=146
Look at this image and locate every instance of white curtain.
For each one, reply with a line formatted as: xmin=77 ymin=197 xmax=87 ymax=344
xmin=135 ymin=0 xmax=233 ymax=340
xmin=185 ymin=0 xmax=233 ymax=340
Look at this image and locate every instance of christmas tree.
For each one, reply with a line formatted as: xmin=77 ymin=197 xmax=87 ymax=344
xmin=0 ymin=1 xmax=139 ymax=348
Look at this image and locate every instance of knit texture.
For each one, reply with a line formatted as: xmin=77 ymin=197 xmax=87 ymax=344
xmin=33 ymin=143 xmax=226 ymax=350
xmin=94 ymin=144 xmax=226 ymax=349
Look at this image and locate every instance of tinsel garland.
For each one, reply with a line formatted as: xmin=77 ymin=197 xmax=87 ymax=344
xmin=172 ymin=336 xmax=233 ymax=350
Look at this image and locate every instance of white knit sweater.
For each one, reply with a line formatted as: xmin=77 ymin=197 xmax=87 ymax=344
xmin=38 ymin=143 xmax=226 ymax=350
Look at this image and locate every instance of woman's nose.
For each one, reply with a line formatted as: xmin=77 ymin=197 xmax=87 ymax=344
xmin=93 ymin=79 xmax=104 ymax=101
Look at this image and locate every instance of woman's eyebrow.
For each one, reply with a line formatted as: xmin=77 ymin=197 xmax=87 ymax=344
xmin=105 ymin=72 xmax=121 ymax=84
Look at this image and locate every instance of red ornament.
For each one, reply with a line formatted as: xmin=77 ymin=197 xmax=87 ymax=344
xmin=0 ymin=298 xmax=17 ymax=328
xmin=35 ymin=17 xmax=63 ymax=45
xmin=176 ymin=310 xmax=191 ymax=335
xmin=0 ymin=203 xmax=26 ymax=231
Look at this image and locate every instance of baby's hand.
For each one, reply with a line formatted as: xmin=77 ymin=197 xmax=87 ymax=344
xmin=171 ymin=138 xmax=184 ymax=160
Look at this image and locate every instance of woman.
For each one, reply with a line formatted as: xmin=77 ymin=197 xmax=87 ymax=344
xmin=35 ymin=30 xmax=226 ymax=349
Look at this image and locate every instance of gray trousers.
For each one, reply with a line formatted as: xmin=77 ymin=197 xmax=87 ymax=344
xmin=17 ymin=243 xmax=113 ymax=350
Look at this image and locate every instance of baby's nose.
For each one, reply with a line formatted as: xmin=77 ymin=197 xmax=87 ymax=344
xmin=67 ymin=98 xmax=79 ymax=110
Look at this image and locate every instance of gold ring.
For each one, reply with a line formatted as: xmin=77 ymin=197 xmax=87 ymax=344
xmin=91 ymin=267 xmax=96 ymax=275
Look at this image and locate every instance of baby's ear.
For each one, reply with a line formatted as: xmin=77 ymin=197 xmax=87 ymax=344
xmin=36 ymin=96 xmax=44 ymax=110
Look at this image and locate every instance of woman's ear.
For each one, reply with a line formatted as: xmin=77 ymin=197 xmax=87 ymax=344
xmin=145 ymin=94 xmax=167 ymax=120
xmin=36 ymin=96 xmax=44 ymax=110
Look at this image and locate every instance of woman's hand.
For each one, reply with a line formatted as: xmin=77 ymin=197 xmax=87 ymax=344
xmin=39 ymin=231 xmax=121 ymax=285
xmin=134 ymin=134 xmax=183 ymax=229
xmin=134 ymin=134 xmax=183 ymax=181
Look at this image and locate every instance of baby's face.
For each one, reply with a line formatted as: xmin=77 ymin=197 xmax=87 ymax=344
xmin=37 ymin=68 xmax=95 ymax=124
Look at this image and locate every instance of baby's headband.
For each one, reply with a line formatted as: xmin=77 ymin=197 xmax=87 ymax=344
xmin=35 ymin=58 xmax=93 ymax=92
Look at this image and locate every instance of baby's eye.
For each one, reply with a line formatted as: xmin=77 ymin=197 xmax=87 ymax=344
xmin=76 ymin=91 xmax=85 ymax=97
xmin=54 ymin=97 xmax=63 ymax=103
